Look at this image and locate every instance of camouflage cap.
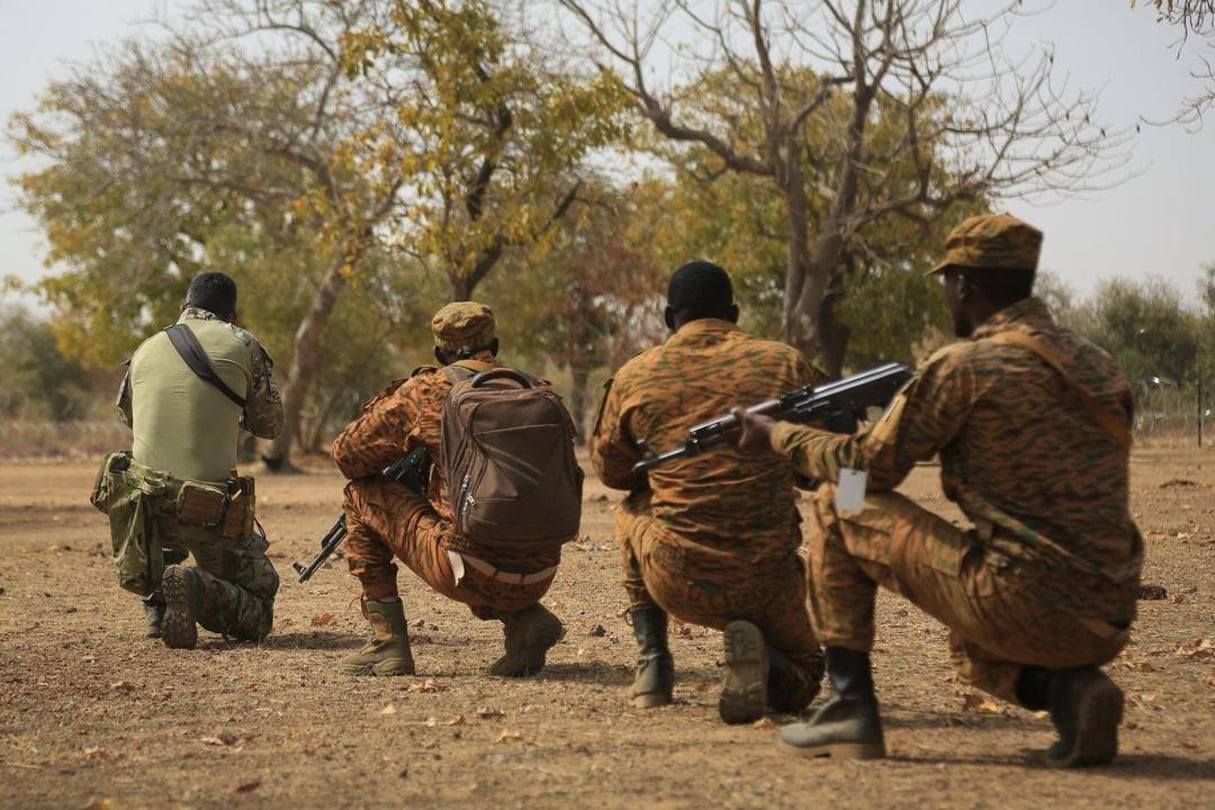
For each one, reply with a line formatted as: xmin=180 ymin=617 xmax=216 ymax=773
xmin=927 ymin=213 xmax=1043 ymax=276
xmin=431 ymin=301 xmax=496 ymax=353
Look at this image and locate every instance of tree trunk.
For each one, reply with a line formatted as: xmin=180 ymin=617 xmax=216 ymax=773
xmin=570 ymin=365 xmax=590 ymax=445
xmin=780 ymin=158 xmax=823 ymax=362
xmin=261 ymin=257 xmax=349 ymax=473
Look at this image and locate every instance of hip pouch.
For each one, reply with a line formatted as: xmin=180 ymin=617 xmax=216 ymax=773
xmin=219 ymin=476 xmax=256 ymax=539
xmin=175 ymin=480 xmax=228 ymax=527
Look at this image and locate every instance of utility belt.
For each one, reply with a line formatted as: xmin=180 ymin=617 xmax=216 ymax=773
xmin=446 ymin=550 xmax=558 ymax=586
xmin=91 ymin=450 xmax=256 ymax=538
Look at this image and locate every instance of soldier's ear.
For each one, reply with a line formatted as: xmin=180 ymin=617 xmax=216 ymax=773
xmin=488 ymin=337 xmax=500 ymax=357
xmin=726 ymin=303 xmax=740 ymax=324
xmin=434 ymin=346 xmax=446 ymax=365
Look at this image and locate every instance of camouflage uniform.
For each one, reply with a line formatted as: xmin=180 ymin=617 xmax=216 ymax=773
xmin=333 ymin=303 xmax=567 ymax=621
xmin=590 ymin=319 xmax=826 ymax=711
xmin=770 ymin=216 xmax=1142 ymax=704
xmin=118 ymin=306 xmax=284 ymax=641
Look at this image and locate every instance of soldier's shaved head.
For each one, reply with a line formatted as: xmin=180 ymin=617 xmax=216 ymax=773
xmin=666 ymin=260 xmax=736 ymax=323
xmin=186 ymin=272 xmax=238 ymax=320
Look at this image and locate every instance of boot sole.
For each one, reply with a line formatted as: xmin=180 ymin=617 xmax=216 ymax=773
xmin=1047 ymin=674 xmax=1123 ymax=768
xmin=161 ymin=567 xmax=198 ymax=650
xmin=342 ymin=659 xmax=415 ymax=677
xmin=720 ymin=621 xmax=767 ymax=725
xmin=632 ymin=692 xmax=673 ymax=709
xmin=779 ymin=737 xmax=887 ymax=760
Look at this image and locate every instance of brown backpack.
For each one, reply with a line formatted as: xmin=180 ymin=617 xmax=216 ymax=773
xmin=441 ymin=366 xmax=583 ymax=549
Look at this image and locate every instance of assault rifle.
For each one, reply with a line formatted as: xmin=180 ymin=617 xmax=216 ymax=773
xmin=292 ymin=446 xmax=431 ymax=583
xmin=633 ymin=361 xmax=914 ymax=473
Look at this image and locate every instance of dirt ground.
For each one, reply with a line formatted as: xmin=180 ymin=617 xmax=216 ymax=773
xmin=1 ymin=447 xmax=1213 ymax=809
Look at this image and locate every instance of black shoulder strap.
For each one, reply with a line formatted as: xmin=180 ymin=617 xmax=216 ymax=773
xmin=164 ymin=324 xmax=247 ymax=408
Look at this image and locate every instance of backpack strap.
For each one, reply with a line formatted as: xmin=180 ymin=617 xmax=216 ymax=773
xmin=443 ymin=359 xmax=495 ymax=384
xmin=164 ymin=324 xmax=246 ymax=408
xmin=993 ymin=331 xmax=1131 ymax=452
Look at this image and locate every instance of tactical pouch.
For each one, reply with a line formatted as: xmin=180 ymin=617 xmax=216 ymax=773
xmin=90 ymin=451 xmax=132 ymax=514
xmin=175 ymin=480 xmax=229 ymax=527
xmin=219 ymin=476 xmax=256 ymax=538
xmin=95 ymin=454 xmax=165 ymax=597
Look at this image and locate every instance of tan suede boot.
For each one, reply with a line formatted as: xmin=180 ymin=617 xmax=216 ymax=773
xmin=342 ymin=598 xmax=415 ymax=676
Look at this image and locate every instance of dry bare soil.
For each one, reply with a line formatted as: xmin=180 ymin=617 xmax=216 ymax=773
xmin=1 ymin=449 xmax=1213 ymax=809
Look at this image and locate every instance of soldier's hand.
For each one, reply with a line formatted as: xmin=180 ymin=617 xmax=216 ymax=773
xmin=731 ymin=408 xmax=778 ymax=457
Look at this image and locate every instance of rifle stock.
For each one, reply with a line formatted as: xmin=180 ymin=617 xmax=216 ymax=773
xmin=632 ymin=362 xmax=913 ymax=474
xmin=292 ymin=445 xmax=431 ymax=583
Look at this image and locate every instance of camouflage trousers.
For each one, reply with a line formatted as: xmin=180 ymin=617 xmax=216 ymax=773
xmin=807 ymin=483 xmax=1133 ymax=703
xmin=616 ymin=493 xmax=824 ymax=712
xmin=343 ymin=478 xmax=554 ymax=620
xmin=154 ymin=517 xmax=279 ymax=642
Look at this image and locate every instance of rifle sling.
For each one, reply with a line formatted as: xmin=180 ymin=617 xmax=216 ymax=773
xmin=164 ymin=323 xmax=247 ymax=408
xmin=994 ymin=331 xmax=1131 ymax=452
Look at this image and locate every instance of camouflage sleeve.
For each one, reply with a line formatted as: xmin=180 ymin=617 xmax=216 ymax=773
xmin=243 ymin=340 xmax=284 ymax=440
xmin=332 ymin=378 xmax=417 ymax=480
xmin=795 ymin=354 xmax=830 ymax=389
xmin=116 ymin=361 xmax=133 ymax=428
xmin=771 ymin=346 xmax=974 ymax=491
xmin=588 ymin=376 xmax=647 ymax=492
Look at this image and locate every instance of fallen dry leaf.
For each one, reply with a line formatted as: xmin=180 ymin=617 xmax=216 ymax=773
xmin=496 ymin=730 xmax=524 ymax=743
xmin=84 ymin=747 xmax=111 ymax=761
xmin=109 ymin=681 xmax=136 ymax=693
xmin=200 ymin=732 xmax=238 ymax=746
xmin=227 ymin=780 xmax=261 ymax=794
xmin=407 ymin=678 xmax=449 ymax=693
xmin=379 ymin=704 xmax=397 ymax=716
xmin=447 ymin=714 xmax=466 ymax=726
xmin=310 ymin=612 xmax=335 ymax=626
xmin=961 ymin=693 xmax=1002 ymax=714
xmin=80 ymin=799 xmax=118 ymax=810
xmin=477 ymin=707 xmax=506 ymax=719
xmin=1176 ymin=638 xmax=1215 ymax=661
xmin=751 ymin=717 xmax=777 ymax=730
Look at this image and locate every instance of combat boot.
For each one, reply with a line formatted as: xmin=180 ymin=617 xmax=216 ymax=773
xmin=342 ymin=598 xmax=416 ymax=676
xmin=489 ymin=603 xmax=564 ymax=677
xmin=629 ymin=606 xmax=674 ymax=709
xmin=779 ymin=647 xmax=886 ymax=759
xmin=719 ymin=620 xmax=769 ymax=724
xmin=161 ymin=565 xmax=203 ymax=650
xmin=1044 ymin=666 xmax=1124 ymax=768
xmin=143 ymin=597 xmax=166 ymax=639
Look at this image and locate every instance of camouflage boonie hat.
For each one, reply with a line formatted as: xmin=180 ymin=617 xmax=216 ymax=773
xmin=432 ymin=301 xmax=496 ymax=353
xmin=927 ymin=213 xmax=1043 ymax=276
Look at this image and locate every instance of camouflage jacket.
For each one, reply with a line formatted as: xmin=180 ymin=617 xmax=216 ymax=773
xmin=590 ymin=319 xmax=825 ymax=566
xmin=771 ymin=297 xmax=1143 ymax=592
xmin=118 ymin=307 xmax=283 ymax=483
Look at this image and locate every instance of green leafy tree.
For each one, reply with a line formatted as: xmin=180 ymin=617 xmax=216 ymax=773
xmin=339 ymin=0 xmax=631 ymax=301
xmin=0 ymin=305 xmax=92 ymax=421
xmin=1078 ymin=277 xmax=1202 ymax=385
xmin=559 ymin=0 xmax=1126 ymax=375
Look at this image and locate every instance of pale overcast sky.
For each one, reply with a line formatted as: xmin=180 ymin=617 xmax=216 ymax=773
xmin=2 ymin=0 xmax=1212 ymax=309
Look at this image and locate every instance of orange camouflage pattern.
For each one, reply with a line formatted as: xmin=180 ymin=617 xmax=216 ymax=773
xmin=770 ymin=296 xmax=1141 ymax=701
xmin=928 ymin=212 xmax=1043 ymax=275
xmin=590 ymin=318 xmax=826 ymax=709
xmin=332 ymin=353 xmax=563 ymax=610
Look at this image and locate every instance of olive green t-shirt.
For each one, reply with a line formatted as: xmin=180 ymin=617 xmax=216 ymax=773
xmin=119 ymin=309 xmax=283 ymax=483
